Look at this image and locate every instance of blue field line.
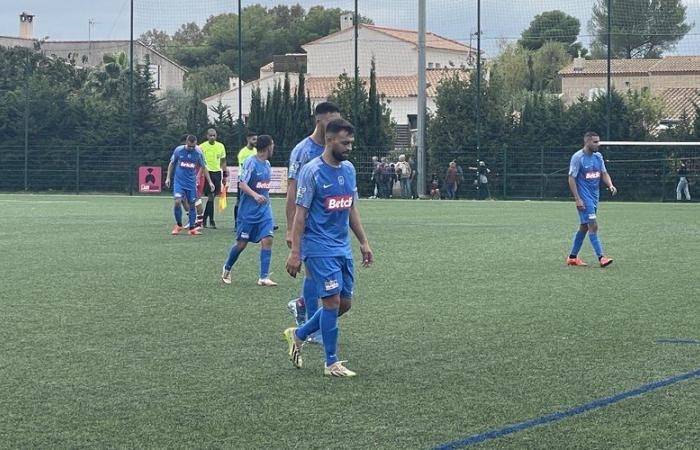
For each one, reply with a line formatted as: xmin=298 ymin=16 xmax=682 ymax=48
xmin=656 ymin=339 xmax=700 ymax=345
xmin=432 ymin=368 xmax=700 ymax=450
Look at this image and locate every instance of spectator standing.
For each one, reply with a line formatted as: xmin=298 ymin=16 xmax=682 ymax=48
xmin=395 ymin=154 xmax=412 ymax=199
xmin=409 ymin=156 xmax=417 ymax=198
xmin=445 ymin=161 xmax=459 ymax=200
xmin=677 ymin=161 xmax=691 ymax=201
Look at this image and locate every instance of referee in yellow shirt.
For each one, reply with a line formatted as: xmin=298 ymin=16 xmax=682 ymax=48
xmin=235 ymin=132 xmax=258 ymax=225
xmin=199 ymin=128 xmax=227 ymax=228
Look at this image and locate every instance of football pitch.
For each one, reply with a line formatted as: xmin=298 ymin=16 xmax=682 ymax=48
xmin=0 ymin=194 xmax=698 ymax=449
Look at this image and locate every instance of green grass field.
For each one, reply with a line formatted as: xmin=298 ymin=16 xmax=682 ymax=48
xmin=0 ymin=194 xmax=698 ymax=449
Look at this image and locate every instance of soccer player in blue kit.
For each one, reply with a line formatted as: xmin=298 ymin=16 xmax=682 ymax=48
xmin=285 ymin=102 xmax=342 ymax=343
xmin=221 ymin=135 xmax=278 ymax=287
xmin=284 ymin=118 xmax=373 ymax=377
xmin=566 ymin=131 xmax=617 ymax=267
xmin=165 ymin=135 xmax=215 ymax=236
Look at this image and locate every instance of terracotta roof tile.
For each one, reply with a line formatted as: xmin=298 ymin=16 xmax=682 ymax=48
xmin=661 ymin=88 xmax=700 ymax=120
xmin=304 ymin=69 xmax=469 ymax=99
xmin=560 ymin=56 xmax=700 ymax=76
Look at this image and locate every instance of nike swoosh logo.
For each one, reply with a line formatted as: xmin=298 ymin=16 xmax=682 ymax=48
xmin=323 ymin=184 xmax=333 ymax=189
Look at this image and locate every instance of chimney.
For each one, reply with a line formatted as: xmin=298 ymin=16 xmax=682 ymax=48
xmin=229 ymin=77 xmax=244 ymax=90
xmin=340 ymin=13 xmax=354 ymax=31
xmin=19 ymin=12 xmax=34 ymax=39
xmin=573 ymin=51 xmax=585 ymax=73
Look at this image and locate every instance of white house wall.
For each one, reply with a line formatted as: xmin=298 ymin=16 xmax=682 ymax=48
xmin=305 ymin=28 xmax=417 ymax=77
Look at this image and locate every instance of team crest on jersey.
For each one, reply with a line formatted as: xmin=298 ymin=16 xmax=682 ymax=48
xmin=179 ymin=161 xmax=196 ymax=169
xmin=256 ymin=181 xmax=272 ymax=189
xmin=585 ymin=171 xmax=601 ymax=180
xmin=338 ymin=175 xmax=345 ymax=185
xmin=324 ymin=279 xmax=339 ymax=291
xmin=325 ymin=195 xmax=353 ymax=211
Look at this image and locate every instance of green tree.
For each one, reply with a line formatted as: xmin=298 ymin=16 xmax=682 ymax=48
xmin=183 ymin=64 xmax=234 ymax=99
xmin=138 ymin=29 xmax=171 ymax=53
xmin=519 ymin=10 xmax=586 ymax=57
xmin=590 ymin=0 xmax=693 ymax=58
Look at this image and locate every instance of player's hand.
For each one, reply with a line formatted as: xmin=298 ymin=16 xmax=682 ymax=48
xmin=285 ymin=230 xmax=293 ymax=249
xmin=575 ymin=198 xmax=585 ymax=210
xmin=609 ymin=185 xmax=618 ymax=196
xmin=165 ymin=178 xmax=171 ymax=188
xmin=286 ymin=252 xmax=302 ymax=278
xmin=360 ymin=242 xmax=374 ymax=268
xmin=209 ymin=182 xmax=215 ymax=192
xmin=254 ymin=193 xmax=267 ymax=205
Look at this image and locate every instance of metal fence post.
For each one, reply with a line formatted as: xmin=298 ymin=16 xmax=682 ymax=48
xmin=540 ymin=146 xmax=545 ymax=199
xmin=76 ymin=146 xmax=80 ymax=195
xmin=502 ymin=145 xmax=507 ymax=199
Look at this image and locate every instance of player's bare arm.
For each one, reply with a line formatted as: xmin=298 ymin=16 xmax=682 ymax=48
xmin=240 ymin=181 xmax=266 ymax=204
xmin=285 ymin=178 xmax=298 ymax=248
xmin=349 ymin=205 xmax=373 ymax=267
xmin=165 ymin=161 xmax=174 ymax=188
xmin=203 ymin=169 xmax=215 ymax=192
xmin=286 ymin=204 xmax=307 ymax=277
xmin=568 ymin=176 xmax=584 ymax=210
xmin=602 ymin=172 xmax=617 ymax=196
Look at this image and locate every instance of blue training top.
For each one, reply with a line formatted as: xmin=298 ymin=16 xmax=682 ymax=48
xmin=569 ymin=149 xmax=607 ymax=206
xmin=296 ymin=156 xmax=358 ymax=259
xmin=288 ymin=136 xmax=325 ymax=180
xmin=171 ymin=145 xmax=206 ymax=190
xmin=238 ymin=156 xmax=273 ymax=224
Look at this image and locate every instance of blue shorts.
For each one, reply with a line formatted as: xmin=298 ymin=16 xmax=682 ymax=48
xmin=304 ymin=256 xmax=354 ymax=300
xmin=236 ymin=218 xmax=274 ymax=243
xmin=578 ymin=204 xmax=598 ymax=224
xmin=173 ymin=183 xmax=198 ymax=204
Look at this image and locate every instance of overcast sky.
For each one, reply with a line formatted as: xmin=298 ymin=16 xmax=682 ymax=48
xmin=2 ymin=0 xmax=699 ymax=55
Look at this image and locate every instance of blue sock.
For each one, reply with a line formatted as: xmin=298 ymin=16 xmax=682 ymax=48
xmin=589 ymin=233 xmax=604 ymax=258
xmin=569 ymin=230 xmax=586 ymax=257
xmin=174 ymin=205 xmax=183 ymax=226
xmin=260 ymin=248 xmax=272 ymax=279
xmin=296 ymin=307 xmax=322 ymax=341
xmin=303 ymin=277 xmax=319 ymax=320
xmin=320 ymin=307 xmax=339 ymax=366
xmin=224 ymin=245 xmax=243 ymax=271
xmin=188 ymin=206 xmax=196 ymax=228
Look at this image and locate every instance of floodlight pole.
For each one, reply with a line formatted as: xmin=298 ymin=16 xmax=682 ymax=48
xmin=128 ymin=0 xmax=134 ymax=195
xmin=476 ymin=0 xmax=481 ymax=163
xmin=606 ymin=0 xmax=612 ymax=141
xmin=353 ymin=0 xmax=359 ymax=127
xmin=238 ymin=0 xmax=243 ymax=147
xmin=417 ymin=0 xmax=427 ymax=197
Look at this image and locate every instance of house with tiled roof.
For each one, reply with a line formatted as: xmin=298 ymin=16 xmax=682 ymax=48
xmin=559 ymin=56 xmax=700 ymax=126
xmin=1 ymin=13 xmax=186 ymax=94
xmin=202 ymin=14 xmax=478 ymax=147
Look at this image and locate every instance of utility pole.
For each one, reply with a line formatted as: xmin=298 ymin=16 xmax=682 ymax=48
xmin=417 ymin=0 xmax=427 ymax=197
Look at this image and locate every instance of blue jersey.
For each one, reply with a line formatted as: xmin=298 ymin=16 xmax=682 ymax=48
xmin=238 ymin=156 xmax=273 ymax=224
xmin=171 ymin=145 xmax=206 ymax=190
xmin=288 ymin=136 xmax=325 ymax=180
xmin=296 ymin=157 xmax=358 ymax=259
xmin=569 ymin=149 xmax=607 ymax=206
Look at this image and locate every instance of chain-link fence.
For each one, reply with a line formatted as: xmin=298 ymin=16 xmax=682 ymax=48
xmin=1 ymin=1 xmax=699 ymax=200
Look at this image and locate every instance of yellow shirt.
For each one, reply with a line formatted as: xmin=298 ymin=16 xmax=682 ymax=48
xmin=237 ymin=146 xmax=257 ymax=167
xmin=199 ymin=141 xmax=227 ymax=172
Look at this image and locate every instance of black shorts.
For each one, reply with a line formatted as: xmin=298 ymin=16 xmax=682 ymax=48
xmin=204 ymin=171 xmax=222 ymax=196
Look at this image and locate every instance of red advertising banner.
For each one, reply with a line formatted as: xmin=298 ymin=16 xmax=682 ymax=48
xmin=138 ymin=166 xmax=162 ymax=193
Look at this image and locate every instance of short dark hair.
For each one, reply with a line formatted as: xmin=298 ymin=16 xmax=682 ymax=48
xmin=584 ymin=131 xmax=600 ymax=140
xmin=314 ymin=101 xmax=340 ymax=117
xmin=255 ymin=134 xmax=273 ymax=151
xmin=246 ymin=131 xmax=257 ymax=138
xmin=325 ymin=118 xmax=355 ymax=136
xmin=180 ymin=134 xmax=189 ymax=144
xmin=185 ymin=135 xmax=197 ymax=145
